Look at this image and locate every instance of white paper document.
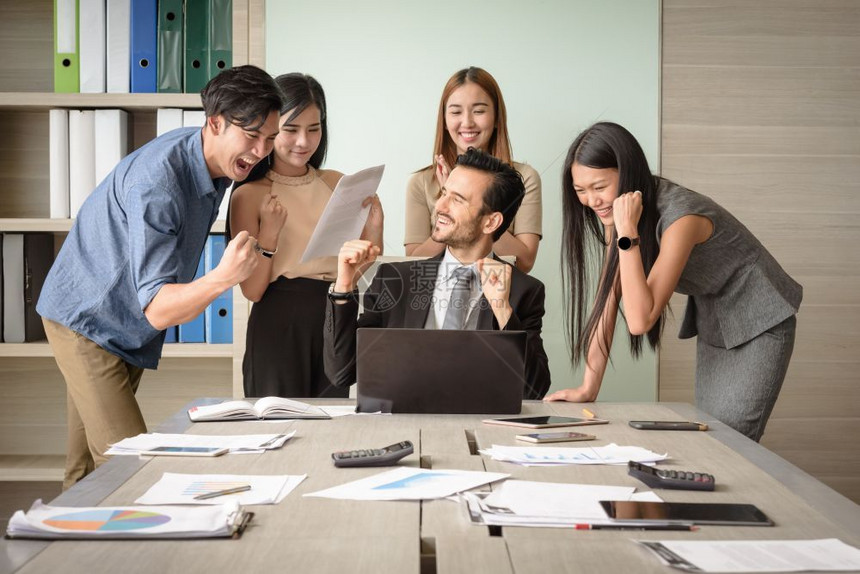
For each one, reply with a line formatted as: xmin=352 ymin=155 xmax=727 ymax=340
xmin=487 ymin=480 xmax=639 ymax=518
xmin=300 ymin=165 xmax=385 ymax=263
xmin=304 ymin=467 xmax=508 ymax=501
xmin=6 ymin=499 xmax=248 ymax=540
xmin=135 ymin=473 xmax=306 ymax=506
xmin=105 ymin=432 xmax=295 ymax=456
xmin=638 ymin=539 xmax=860 ymax=572
xmin=480 ymin=443 xmax=668 ymax=466
xmin=463 ymin=480 xmax=663 ymax=528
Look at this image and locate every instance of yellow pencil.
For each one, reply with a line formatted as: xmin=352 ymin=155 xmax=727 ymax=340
xmin=582 ymin=408 xmax=596 ymax=419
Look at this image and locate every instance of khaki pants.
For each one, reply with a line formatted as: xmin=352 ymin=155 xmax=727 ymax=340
xmin=43 ymin=319 xmax=147 ymax=490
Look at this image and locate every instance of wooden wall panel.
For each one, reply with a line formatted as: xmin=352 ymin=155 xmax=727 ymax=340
xmin=0 ymin=0 xmax=53 ymax=92
xmin=661 ymin=0 xmax=860 ymax=501
xmin=249 ymin=0 xmax=266 ymax=68
xmin=0 ymin=111 xmax=49 ymax=217
xmin=663 ymin=125 xmax=860 ymax=156
xmin=232 ymin=0 xmax=249 ymax=66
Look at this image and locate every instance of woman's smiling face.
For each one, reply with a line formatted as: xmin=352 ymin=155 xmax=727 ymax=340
xmin=444 ymin=82 xmax=496 ymax=155
xmin=571 ymin=163 xmax=620 ymax=226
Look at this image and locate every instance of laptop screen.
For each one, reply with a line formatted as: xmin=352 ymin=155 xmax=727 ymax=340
xmin=356 ymin=328 xmax=526 ymax=414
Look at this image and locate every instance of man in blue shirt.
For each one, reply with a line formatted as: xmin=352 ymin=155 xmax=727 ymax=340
xmin=37 ymin=65 xmax=283 ymax=489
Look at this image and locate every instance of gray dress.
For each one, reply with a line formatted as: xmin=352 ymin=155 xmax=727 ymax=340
xmin=656 ymin=179 xmax=802 ymax=441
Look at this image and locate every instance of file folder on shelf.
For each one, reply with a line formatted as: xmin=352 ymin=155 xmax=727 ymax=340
xmin=69 ymin=110 xmax=96 ymax=218
xmin=157 ymin=0 xmax=184 ymax=93
xmin=94 ymin=110 xmax=130 ymax=188
xmin=130 ymin=0 xmax=157 ymax=93
xmin=49 ymin=109 xmax=70 ymax=219
xmin=54 ymin=0 xmax=80 ymax=93
xmin=156 ymin=108 xmax=184 ymax=137
xmin=0 ymin=235 xmax=3 ymax=342
xmin=184 ymin=0 xmax=210 ymax=94
xmin=178 ymin=253 xmax=205 ymax=342
xmin=106 ymin=0 xmax=131 ymax=93
xmin=2 ymin=234 xmax=55 ymax=343
xmin=182 ymin=110 xmax=206 ymax=128
xmin=79 ymin=0 xmax=106 ymax=93
xmin=164 ymin=326 xmax=178 ymax=343
xmin=209 ymin=0 xmax=233 ymax=76
xmin=205 ymin=235 xmax=232 ymax=343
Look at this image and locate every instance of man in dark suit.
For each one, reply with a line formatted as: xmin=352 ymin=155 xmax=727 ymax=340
xmin=324 ymin=148 xmax=551 ymax=399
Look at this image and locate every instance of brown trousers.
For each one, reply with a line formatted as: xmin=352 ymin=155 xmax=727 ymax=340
xmin=43 ymin=319 xmax=146 ymax=490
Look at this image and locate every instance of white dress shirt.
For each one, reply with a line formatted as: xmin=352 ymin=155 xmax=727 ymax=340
xmin=424 ymin=249 xmax=484 ymax=329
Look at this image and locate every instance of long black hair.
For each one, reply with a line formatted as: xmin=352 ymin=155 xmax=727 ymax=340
xmin=227 ymin=73 xmax=329 ymax=238
xmin=275 ymin=73 xmax=329 ymax=169
xmin=561 ymin=122 xmax=663 ymax=367
xmin=241 ymin=73 xmax=329 ymax=184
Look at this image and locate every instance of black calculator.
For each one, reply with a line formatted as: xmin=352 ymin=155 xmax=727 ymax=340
xmin=331 ymin=440 xmax=414 ymax=468
xmin=628 ymin=460 xmax=716 ymax=491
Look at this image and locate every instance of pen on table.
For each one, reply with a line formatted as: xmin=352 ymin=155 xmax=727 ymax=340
xmin=582 ymin=408 xmax=596 ymax=419
xmin=193 ymin=485 xmax=251 ymax=500
xmin=574 ymin=523 xmax=698 ymax=531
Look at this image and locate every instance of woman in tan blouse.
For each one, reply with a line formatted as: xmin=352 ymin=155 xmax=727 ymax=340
xmin=229 ymin=73 xmax=383 ymax=398
xmin=404 ymin=67 xmax=542 ymax=272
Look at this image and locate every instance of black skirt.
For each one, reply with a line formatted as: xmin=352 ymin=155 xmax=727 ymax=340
xmin=243 ymin=276 xmax=349 ymax=398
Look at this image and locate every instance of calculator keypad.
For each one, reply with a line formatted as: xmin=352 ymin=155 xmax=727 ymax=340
xmin=628 ymin=460 xmax=715 ymax=491
xmin=332 ymin=441 xmax=414 ymax=467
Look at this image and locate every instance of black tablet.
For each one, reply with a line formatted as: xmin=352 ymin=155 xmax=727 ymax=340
xmin=599 ymin=501 xmax=773 ymax=526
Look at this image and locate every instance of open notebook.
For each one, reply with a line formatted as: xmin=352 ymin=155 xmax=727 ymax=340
xmin=188 ymin=397 xmax=330 ymax=422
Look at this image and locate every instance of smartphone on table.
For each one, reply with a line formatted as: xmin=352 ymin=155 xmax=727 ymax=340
xmin=515 ymin=431 xmax=596 ymax=444
xmin=140 ymin=446 xmax=228 ymax=457
xmin=483 ymin=415 xmax=608 ymax=429
xmin=628 ymin=421 xmax=708 ymax=431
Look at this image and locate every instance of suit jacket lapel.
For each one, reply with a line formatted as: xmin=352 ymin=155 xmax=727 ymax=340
xmin=403 ymin=254 xmax=443 ymax=328
xmin=476 ymin=299 xmax=494 ymax=330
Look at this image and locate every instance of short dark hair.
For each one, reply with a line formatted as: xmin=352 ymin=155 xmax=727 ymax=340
xmin=276 ymin=73 xmax=329 ymax=169
xmin=200 ymin=65 xmax=284 ymax=131
xmin=455 ymin=148 xmax=524 ymax=241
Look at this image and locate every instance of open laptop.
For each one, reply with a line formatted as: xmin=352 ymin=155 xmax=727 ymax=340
xmin=355 ymin=328 xmax=526 ymax=414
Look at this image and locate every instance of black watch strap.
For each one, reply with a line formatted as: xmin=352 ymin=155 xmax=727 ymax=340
xmin=328 ymin=284 xmax=357 ymax=301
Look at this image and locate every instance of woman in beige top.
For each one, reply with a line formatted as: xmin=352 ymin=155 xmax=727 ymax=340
xmin=404 ymin=67 xmax=542 ymax=272
xmin=229 ymin=73 xmax=383 ymax=398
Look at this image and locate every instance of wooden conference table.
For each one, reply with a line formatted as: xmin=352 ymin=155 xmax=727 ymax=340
xmin=2 ymin=401 xmax=859 ymax=573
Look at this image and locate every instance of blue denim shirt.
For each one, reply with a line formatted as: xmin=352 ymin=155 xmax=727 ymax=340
xmin=37 ymin=127 xmax=230 ymax=369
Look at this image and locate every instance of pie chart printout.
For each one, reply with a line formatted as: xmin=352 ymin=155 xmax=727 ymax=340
xmin=44 ymin=509 xmax=172 ymax=531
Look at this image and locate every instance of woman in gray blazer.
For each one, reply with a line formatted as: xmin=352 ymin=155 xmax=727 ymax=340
xmin=546 ymin=122 xmax=801 ymax=442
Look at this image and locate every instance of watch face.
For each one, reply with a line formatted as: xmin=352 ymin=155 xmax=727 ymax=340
xmin=618 ymin=236 xmax=640 ymax=250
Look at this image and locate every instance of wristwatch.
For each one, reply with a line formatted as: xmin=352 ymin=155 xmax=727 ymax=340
xmin=327 ymin=283 xmax=357 ymax=301
xmin=617 ymin=236 xmax=641 ymax=251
